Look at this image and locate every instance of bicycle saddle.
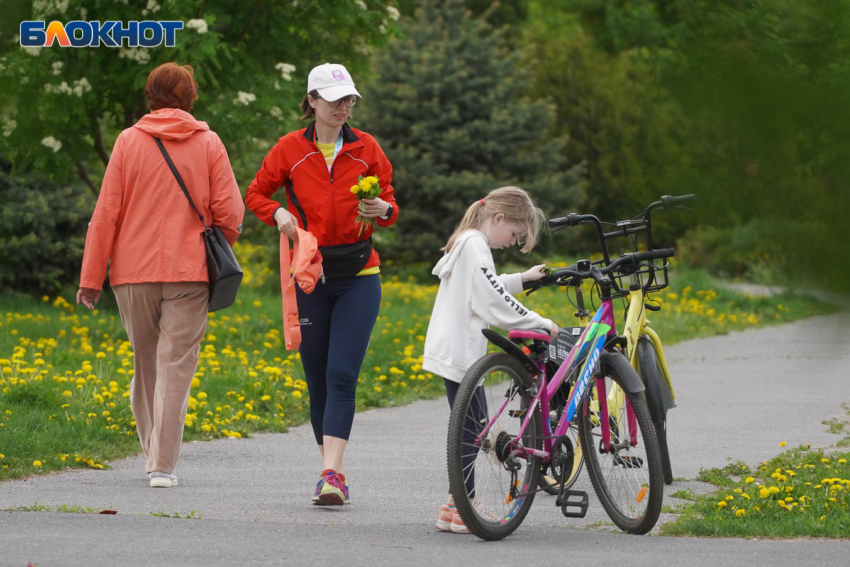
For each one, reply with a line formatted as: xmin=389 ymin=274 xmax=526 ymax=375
xmin=508 ymin=329 xmax=551 ymax=343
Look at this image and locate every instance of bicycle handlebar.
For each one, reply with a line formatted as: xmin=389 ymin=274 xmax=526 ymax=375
xmin=523 ymin=249 xmax=674 ymax=293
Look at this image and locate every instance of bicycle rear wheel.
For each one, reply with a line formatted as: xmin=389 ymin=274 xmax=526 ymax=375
xmin=638 ymin=339 xmax=674 ymax=484
xmin=447 ymin=353 xmax=541 ymax=540
xmin=577 ymin=358 xmax=663 ymax=534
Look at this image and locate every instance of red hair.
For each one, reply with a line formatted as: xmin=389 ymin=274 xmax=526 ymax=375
xmin=144 ymin=62 xmax=199 ymax=112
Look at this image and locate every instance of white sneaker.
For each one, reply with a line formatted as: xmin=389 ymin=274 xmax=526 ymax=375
xmin=149 ymin=471 xmax=178 ymax=488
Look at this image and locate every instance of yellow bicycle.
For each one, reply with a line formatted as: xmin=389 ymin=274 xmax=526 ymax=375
xmin=540 ymin=194 xmax=694 ymax=488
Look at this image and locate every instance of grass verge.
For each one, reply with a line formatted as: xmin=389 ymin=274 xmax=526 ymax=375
xmin=661 ymin=445 xmax=850 ymax=538
xmin=0 ymin=267 xmax=838 ymax=481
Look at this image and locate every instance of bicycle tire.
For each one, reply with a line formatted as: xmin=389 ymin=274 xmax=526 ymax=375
xmin=637 ymin=339 xmax=674 ymax=485
xmin=577 ymin=354 xmax=663 ymax=534
xmin=447 ymin=353 xmax=541 ymax=540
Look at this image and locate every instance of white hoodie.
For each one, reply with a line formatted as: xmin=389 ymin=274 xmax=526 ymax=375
xmin=422 ymin=230 xmax=554 ymax=383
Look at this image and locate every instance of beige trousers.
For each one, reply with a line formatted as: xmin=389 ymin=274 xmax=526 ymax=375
xmin=113 ymin=282 xmax=208 ymax=474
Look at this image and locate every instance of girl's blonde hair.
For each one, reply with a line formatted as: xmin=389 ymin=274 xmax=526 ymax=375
xmin=442 ymin=186 xmax=546 ymax=254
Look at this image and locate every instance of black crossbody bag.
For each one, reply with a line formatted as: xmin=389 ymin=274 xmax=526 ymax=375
xmin=154 ymin=137 xmax=243 ymax=312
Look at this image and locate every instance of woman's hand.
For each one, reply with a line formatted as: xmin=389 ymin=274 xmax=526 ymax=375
xmin=520 ymin=264 xmax=547 ymax=283
xmin=76 ymin=287 xmax=101 ymax=310
xmin=549 ymin=321 xmax=560 ymax=341
xmin=274 ymin=207 xmax=299 ymax=240
xmin=358 ymin=197 xmax=389 ymax=219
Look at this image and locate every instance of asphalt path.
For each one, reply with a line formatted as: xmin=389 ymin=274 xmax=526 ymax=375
xmin=1 ymin=306 xmax=849 ymax=566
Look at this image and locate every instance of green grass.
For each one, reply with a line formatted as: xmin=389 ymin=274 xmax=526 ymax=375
xmin=4 ymin=502 xmax=100 ymax=514
xmin=661 ymin=446 xmax=850 ymax=538
xmin=0 ymin=267 xmax=838 ymax=481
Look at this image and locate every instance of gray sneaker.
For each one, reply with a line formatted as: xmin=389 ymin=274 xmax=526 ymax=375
xmin=149 ymin=471 xmax=178 ymax=488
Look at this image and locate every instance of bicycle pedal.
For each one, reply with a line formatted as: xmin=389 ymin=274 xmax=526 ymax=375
xmin=556 ymin=490 xmax=589 ymax=518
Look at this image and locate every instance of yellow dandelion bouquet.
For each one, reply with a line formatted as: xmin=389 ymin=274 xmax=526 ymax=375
xmin=350 ymin=174 xmax=382 ymax=236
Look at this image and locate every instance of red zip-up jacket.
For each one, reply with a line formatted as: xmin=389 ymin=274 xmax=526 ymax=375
xmin=245 ymin=123 xmax=398 ymax=271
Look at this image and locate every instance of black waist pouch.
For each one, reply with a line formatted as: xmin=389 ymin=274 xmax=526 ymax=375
xmin=319 ymin=238 xmax=373 ymax=278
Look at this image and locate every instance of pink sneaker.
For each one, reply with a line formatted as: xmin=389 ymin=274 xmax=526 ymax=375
xmin=316 ymin=469 xmax=350 ymax=506
xmin=436 ymin=504 xmax=454 ymax=532
xmin=450 ymin=510 xmax=471 ymax=534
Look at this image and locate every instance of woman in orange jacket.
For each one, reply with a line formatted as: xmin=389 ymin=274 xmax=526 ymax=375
xmin=77 ymin=63 xmax=244 ymax=488
xmin=245 ymin=63 xmax=399 ymax=505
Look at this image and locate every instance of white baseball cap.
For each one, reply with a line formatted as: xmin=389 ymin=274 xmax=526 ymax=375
xmin=307 ymin=63 xmax=361 ymax=101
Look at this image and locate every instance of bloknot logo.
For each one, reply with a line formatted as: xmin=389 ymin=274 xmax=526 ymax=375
xmin=20 ymin=21 xmax=183 ymax=48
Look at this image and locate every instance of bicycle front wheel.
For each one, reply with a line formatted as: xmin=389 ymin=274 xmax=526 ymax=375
xmin=577 ymin=359 xmax=663 ymax=534
xmin=447 ymin=353 xmax=541 ymax=541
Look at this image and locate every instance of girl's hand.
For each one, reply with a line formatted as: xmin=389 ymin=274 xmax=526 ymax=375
xmin=76 ymin=287 xmax=101 ymax=310
xmin=549 ymin=321 xmax=560 ymax=341
xmin=521 ymin=264 xmax=547 ymax=283
xmin=359 ymin=197 xmax=389 ymax=219
xmin=274 ymin=207 xmax=299 ymax=240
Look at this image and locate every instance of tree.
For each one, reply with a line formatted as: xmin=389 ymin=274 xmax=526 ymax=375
xmin=0 ymin=0 xmax=400 ymax=197
xmin=523 ymin=4 xmax=685 ymax=229
xmin=527 ymin=0 xmax=850 ymax=286
xmin=360 ymin=0 xmax=583 ymax=265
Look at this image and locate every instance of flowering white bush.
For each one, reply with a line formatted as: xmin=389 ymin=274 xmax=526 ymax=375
xmin=118 ymin=48 xmax=151 ymax=65
xmin=41 ymin=136 xmax=62 ymax=152
xmin=233 ymin=91 xmax=257 ymax=106
xmin=187 ymin=19 xmax=209 ymax=34
xmin=275 ymin=63 xmax=296 ymax=81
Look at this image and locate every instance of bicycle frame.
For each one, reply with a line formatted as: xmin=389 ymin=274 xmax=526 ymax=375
xmin=623 ymin=283 xmax=676 ymax=401
xmin=475 ymin=297 xmax=629 ymax=465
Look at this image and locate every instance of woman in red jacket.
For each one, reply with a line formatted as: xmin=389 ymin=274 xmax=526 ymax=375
xmin=245 ymin=63 xmax=399 ymax=506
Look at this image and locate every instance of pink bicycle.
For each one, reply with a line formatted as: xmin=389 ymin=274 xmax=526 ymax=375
xmin=446 ymin=245 xmax=672 ymax=540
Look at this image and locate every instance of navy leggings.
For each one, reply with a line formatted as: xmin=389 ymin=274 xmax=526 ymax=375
xmin=445 ymin=379 xmax=488 ymax=498
xmin=296 ymin=274 xmax=381 ymax=444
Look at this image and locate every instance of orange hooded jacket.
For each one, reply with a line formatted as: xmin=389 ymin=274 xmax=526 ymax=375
xmin=79 ymin=108 xmax=244 ymax=290
xmin=280 ymin=228 xmax=323 ymax=350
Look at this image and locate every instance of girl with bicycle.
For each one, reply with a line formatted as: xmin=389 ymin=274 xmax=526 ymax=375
xmin=245 ymin=63 xmax=398 ymax=506
xmin=423 ymin=186 xmax=559 ymax=533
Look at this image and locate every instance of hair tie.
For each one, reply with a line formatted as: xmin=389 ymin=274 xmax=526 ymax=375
xmin=479 ymin=199 xmax=485 ymax=206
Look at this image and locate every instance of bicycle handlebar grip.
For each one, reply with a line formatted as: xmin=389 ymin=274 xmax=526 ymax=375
xmin=649 ymin=248 xmax=675 ymax=260
xmin=660 ymin=194 xmax=696 ymax=207
xmin=636 ymin=249 xmax=675 ymax=263
xmin=633 ymin=248 xmax=675 ymax=262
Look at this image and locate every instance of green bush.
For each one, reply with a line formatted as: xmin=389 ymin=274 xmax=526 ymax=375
xmin=676 ymin=219 xmax=839 ymax=289
xmin=0 ymin=158 xmax=93 ymax=296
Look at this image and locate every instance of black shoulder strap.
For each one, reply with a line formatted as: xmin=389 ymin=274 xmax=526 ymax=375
xmin=153 ymin=136 xmax=209 ymax=230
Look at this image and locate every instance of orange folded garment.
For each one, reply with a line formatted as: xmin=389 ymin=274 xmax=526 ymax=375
xmin=280 ymin=229 xmax=323 ymax=350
